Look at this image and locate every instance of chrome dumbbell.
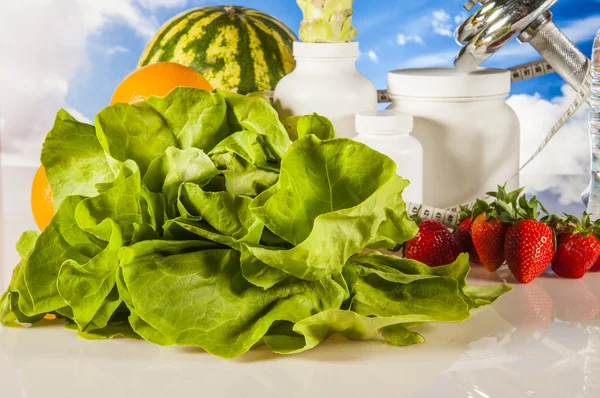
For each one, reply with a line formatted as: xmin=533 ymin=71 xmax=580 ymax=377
xmin=454 ymin=0 xmax=591 ymax=105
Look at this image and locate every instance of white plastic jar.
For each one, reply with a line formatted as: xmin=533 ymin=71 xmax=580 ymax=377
xmin=387 ymin=68 xmax=520 ymax=209
xmin=274 ymin=42 xmax=377 ymax=139
xmin=353 ymin=111 xmax=423 ymax=204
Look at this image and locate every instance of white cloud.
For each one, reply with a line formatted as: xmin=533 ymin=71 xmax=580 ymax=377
xmin=0 ymin=0 xmax=186 ymax=165
xmin=454 ymin=14 xmax=465 ymax=25
xmin=76 ymin=0 xmax=161 ymax=38
xmin=135 ymin=0 xmax=188 ymax=11
xmin=432 ymin=10 xmax=450 ymax=21
xmin=104 ymin=45 xmax=130 ymax=56
xmin=367 ymin=50 xmax=379 ymax=64
xmin=521 ymin=174 xmax=588 ymax=206
xmin=396 ymin=34 xmax=424 ymax=46
xmin=508 ymin=85 xmax=590 ymax=204
xmin=561 ymin=15 xmax=600 ymax=42
xmin=432 ymin=9 xmax=453 ymax=37
xmin=64 ymin=107 xmax=93 ymax=125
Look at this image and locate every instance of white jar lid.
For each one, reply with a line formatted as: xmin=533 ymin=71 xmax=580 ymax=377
xmin=293 ymin=41 xmax=359 ymax=59
xmin=355 ymin=111 xmax=413 ymax=135
xmin=388 ymin=67 xmax=510 ymax=98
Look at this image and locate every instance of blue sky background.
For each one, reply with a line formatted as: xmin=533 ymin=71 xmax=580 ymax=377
xmin=65 ymin=0 xmax=600 ymax=119
xmin=1 ymin=0 xmax=600 ymax=214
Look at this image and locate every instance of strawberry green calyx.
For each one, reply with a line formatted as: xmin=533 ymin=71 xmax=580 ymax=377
xmin=484 ymin=185 xmax=551 ymax=225
xmin=297 ymin=0 xmax=358 ymax=43
xmin=471 ymin=199 xmax=493 ymax=220
xmin=486 ymin=185 xmax=525 ymax=207
xmin=542 ymin=213 xmax=567 ymax=229
xmin=514 ymin=195 xmax=548 ymax=221
xmin=561 ymin=212 xmax=600 ymax=239
xmin=409 ymin=204 xmax=424 ymax=225
xmin=458 ymin=205 xmax=472 ymax=222
xmin=472 ymin=185 xmax=525 ymax=223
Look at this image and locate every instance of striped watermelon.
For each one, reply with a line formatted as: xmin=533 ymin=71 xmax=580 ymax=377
xmin=139 ymin=6 xmax=297 ymax=95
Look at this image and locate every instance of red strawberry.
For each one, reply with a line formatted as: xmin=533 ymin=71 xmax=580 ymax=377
xmin=505 ymin=219 xmax=555 ymax=284
xmin=405 ymin=220 xmax=460 ymax=267
xmin=556 ymin=227 xmax=573 ymax=246
xmin=472 ymin=214 xmax=508 ymax=271
xmin=454 ymin=212 xmax=482 ymax=265
xmin=552 ymin=233 xmax=600 ymax=278
xmin=469 ymin=187 xmax=524 ymax=272
xmin=551 ymin=212 xmax=600 ymax=277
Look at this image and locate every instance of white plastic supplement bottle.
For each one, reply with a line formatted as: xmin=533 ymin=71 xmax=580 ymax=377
xmin=387 ymin=68 xmax=520 ymax=209
xmin=274 ymin=42 xmax=377 ymax=139
xmin=353 ymin=111 xmax=424 ymax=203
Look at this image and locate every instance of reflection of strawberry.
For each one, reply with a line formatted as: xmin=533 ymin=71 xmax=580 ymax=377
xmin=453 ymin=208 xmax=481 ymax=265
xmin=405 ymin=220 xmax=460 ymax=267
xmin=494 ymin=281 xmax=554 ymax=329
xmin=552 ymin=280 xmax=600 ymax=322
xmin=583 ymin=275 xmax=600 ymax=302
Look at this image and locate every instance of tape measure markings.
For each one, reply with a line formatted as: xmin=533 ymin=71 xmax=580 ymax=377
xmin=406 ymin=202 xmax=461 ymax=229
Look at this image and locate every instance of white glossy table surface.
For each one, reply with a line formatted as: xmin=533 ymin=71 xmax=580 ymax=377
xmin=1 ymin=268 xmax=600 ymax=398
xmin=2 ymin=166 xmax=599 ymax=397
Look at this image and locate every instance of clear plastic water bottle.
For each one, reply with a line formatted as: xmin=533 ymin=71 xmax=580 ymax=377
xmin=587 ymin=30 xmax=600 ymax=217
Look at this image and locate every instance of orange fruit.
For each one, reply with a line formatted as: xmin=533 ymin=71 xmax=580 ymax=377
xmin=110 ymin=62 xmax=213 ymax=105
xmin=31 ymin=166 xmax=54 ymax=231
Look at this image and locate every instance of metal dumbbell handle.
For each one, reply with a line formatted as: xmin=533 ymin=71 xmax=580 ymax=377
xmin=519 ymin=16 xmax=592 ymax=105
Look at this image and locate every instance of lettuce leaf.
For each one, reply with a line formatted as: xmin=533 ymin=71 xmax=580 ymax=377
xmin=14 ymin=195 xmax=106 ymax=316
xmin=144 ymin=147 xmax=219 ymax=218
xmin=297 ymin=113 xmax=336 ymax=140
xmin=283 ymin=113 xmax=335 ymax=141
xmin=41 ymin=109 xmax=115 ymax=208
xmin=57 ymin=220 xmax=123 ymax=331
xmin=1 ymin=86 xmax=511 ymax=358
xmin=209 ymin=130 xmax=280 ymax=196
xmin=118 ymin=241 xmax=348 ymax=358
xmin=95 ymin=88 xmax=229 ymax=174
xmin=246 ymin=135 xmax=418 ymax=281
xmin=220 ymin=91 xmax=290 ymax=159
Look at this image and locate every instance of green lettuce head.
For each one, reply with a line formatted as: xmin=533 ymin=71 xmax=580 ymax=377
xmin=297 ymin=0 xmax=358 ymax=43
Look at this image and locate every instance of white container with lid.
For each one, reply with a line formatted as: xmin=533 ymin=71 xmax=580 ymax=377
xmin=387 ymin=68 xmax=520 ymax=209
xmin=274 ymin=42 xmax=377 ymax=139
xmin=353 ymin=111 xmax=423 ymax=204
